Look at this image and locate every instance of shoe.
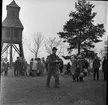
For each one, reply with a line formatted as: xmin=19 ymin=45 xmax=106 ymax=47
xmin=55 ymin=85 xmax=60 ymax=88
xmin=81 ymin=79 xmax=84 ymax=82
xmin=72 ymin=75 xmax=75 ymax=80
xmin=46 ymin=85 xmax=51 ymax=88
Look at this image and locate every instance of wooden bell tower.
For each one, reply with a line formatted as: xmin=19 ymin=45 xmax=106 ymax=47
xmin=1 ymin=0 xmax=24 ymax=67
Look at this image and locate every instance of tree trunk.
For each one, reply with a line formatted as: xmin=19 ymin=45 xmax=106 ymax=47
xmin=78 ymin=31 xmax=81 ymax=55
xmin=10 ymin=43 xmax=13 ymax=69
xmin=35 ymin=53 xmax=37 ymax=58
xmin=88 ymin=58 xmax=91 ymax=68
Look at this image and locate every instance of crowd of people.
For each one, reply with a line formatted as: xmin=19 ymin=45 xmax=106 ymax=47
xmin=63 ymin=54 xmax=90 ymax=82
xmin=63 ymin=54 xmax=107 ymax=82
xmin=14 ymin=57 xmax=28 ymax=76
xmin=29 ymin=57 xmax=45 ymax=76
xmin=0 ymin=56 xmax=28 ymax=76
xmin=45 ymin=47 xmax=107 ymax=88
xmin=1 ymin=47 xmax=107 ymax=88
xmin=29 ymin=56 xmax=64 ymax=77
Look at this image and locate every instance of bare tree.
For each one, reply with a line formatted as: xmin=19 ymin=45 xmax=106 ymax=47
xmin=22 ymin=35 xmax=27 ymax=46
xmin=99 ymin=49 xmax=105 ymax=59
xmin=44 ymin=37 xmax=65 ymax=56
xmin=27 ymin=32 xmax=44 ymax=58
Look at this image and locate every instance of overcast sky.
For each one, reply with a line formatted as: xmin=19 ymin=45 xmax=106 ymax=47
xmin=2 ymin=0 xmax=108 ymax=63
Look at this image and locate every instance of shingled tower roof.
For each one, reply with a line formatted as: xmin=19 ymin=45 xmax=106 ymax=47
xmin=7 ymin=0 xmax=20 ymax=8
xmin=2 ymin=0 xmax=24 ymax=29
xmin=2 ymin=18 xmax=24 ymax=28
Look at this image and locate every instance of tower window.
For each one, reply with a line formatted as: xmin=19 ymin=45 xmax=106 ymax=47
xmin=14 ymin=29 xmax=19 ymax=39
xmin=11 ymin=10 xmax=15 ymax=17
xmin=6 ymin=28 xmax=10 ymax=37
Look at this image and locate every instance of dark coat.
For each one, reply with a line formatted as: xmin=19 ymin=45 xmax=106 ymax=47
xmin=102 ymin=58 xmax=107 ymax=73
xmin=48 ymin=53 xmax=61 ymax=69
xmin=93 ymin=59 xmax=100 ymax=69
xmin=84 ymin=59 xmax=89 ymax=69
xmin=14 ymin=59 xmax=22 ymax=70
xmin=77 ymin=58 xmax=85 ymax=72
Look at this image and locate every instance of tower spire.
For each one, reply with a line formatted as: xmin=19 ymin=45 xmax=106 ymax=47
xmin=7 ymin=0 xmax=20 ymax=8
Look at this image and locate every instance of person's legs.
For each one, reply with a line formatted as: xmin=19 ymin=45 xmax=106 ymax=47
xmin=46 ymin=66 xmax=48 ymax=74
xmin=76 ymin=68 xmax=80 ymax=82
xmin=18 ymin=68 xmax=21 ymax=76
xmin=46 ymin=69 xmax=52 ymax=87
xmin=14 ymin=69 xmax=17 ymax=76
xmin=4 ymin=68 xmax=8 ymax=76
xmin=15 ymin=67 xmax=19 ymax=76
xmin=60 ymin=67 xmax=63 ymax=73
xmin=72 ymin=74 xmax=75 ymax=80
xmin=22 ymin=68 xmax=25 ymax=76
xmin=53 ymin=69 xmax=60 ymax=88
xmin=67 ymin=68 xmax=70 ymax=75
xmin=5 ymin=70 xmax=8 ymax=76
xmin=104 ymin=72 xmax=107 ymax=81
xmin=19 ymin=68 xmax=21 ymax=76
xmin=74 ymin=68 xmax=77 ymax=79
xmin=93 ymin=68 xmax=96 ymax=80
xmin=17 ymin=69 xmax=19 ymax=76
xmin=30 ymin=70 xmax=34 ymax=76
xmin=74 ymin=68 xmax=79 ymax=81
xmin=79 ymin=76 xmax=82 ymax=82
xmin=4 ymin=70 xmax=6 ymax=76
xmin=34 ymin=70 xmax=37 ymax=76
xmin=24 ymin=68 xmax=27 ymax=76
xmin=72 ymin=68 xmax=76 ymax=79
xmin=96 ymin=68 xmax=99 ymax=80
xmin=87 ymin=67 xmax=90 ymax=75
xmin=25 ymin=69 xmax=27 ymax=76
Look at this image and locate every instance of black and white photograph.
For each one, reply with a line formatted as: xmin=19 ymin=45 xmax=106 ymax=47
xmin=1 ymin=0 xmax=107 ymax=105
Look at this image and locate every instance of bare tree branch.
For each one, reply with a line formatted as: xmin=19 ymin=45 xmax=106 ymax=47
xmin=44 ymin=37 xmax=65 ymax=56
xmin=27 ymin=32 xmax=44 ymax=58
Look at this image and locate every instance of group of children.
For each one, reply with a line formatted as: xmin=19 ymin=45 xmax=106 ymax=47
xmin=29 ymin=58 xmax=45 ymax=77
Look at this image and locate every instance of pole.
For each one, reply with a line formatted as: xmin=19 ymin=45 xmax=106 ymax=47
xmin=10 ymin=43 xmax=12 ymax=68
xmin=10 ymin=28 xmax=13 ymax=68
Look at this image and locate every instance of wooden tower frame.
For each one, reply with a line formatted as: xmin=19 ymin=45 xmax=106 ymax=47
xmin=1 ymin=0 xmax=24 ymax=67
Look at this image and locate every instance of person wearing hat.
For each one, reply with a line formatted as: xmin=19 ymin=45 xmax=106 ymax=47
xmin=46 ymin=47 xmax=62 ymax=88
xmin=93 ymin=56 xmax=100 ymax=80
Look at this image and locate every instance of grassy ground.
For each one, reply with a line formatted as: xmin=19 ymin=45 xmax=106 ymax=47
xmin=0 ymin=71 xmax=106 ymax=105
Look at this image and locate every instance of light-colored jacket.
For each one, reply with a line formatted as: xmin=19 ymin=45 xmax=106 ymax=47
xmin=32 ymin=60 xmax=38 ymax=71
